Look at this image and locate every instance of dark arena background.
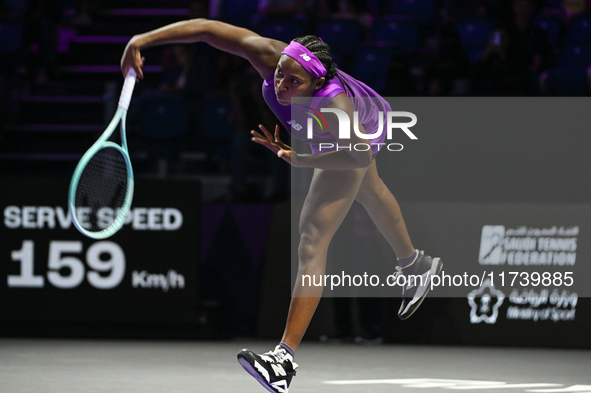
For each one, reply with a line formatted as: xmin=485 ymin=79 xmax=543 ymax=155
xmin=1 ymin=0 xmax=590 ymax=392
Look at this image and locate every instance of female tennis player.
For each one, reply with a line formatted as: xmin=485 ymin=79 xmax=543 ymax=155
xmin=121 ymin=18 xmax=442 ymax=393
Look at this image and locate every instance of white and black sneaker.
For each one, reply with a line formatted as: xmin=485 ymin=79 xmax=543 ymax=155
xmin=395 ymin=250 xmax=443 ymax=320
xmin=237 ymin=345 xmax=298 ymax=393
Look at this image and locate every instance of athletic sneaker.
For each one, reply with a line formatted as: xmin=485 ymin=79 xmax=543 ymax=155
xmin=394 ymin=250 xmax=443 ymax=320
xmin=237 ymin=345 xmax=298 ymax=393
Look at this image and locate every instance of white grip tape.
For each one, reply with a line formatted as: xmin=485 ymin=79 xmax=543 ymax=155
xmin=118 ymin=69 xmax=137 ymax=110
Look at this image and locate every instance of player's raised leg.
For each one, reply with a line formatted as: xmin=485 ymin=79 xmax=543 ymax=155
xmin=355 ymin=159 xmax=443 ymax=320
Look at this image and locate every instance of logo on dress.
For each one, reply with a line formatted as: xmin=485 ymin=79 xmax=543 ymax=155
xmin=287 ymin=119 xmax=302 ymax=131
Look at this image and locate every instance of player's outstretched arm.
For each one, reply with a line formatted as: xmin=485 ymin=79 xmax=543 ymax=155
xmin=121 ymin=18 xmax=284 ymax=79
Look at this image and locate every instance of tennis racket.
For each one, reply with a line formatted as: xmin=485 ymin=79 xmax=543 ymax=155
xmin=68 ymin=69 xmax=137 ymax=239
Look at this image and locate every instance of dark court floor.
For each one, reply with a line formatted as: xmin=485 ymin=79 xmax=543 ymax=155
xmin=1 ymin=339 xmax=589 ymax=392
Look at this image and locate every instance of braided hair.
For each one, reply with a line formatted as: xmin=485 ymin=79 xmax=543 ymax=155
xmin=292 ymin=35 xmax=338 ymax=80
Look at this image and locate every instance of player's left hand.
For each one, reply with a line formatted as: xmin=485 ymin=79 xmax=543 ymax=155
xmin=276 ymin=149 xmax=301 ymax=167
xmin=251 ymin=124 xmax=301 ymax=167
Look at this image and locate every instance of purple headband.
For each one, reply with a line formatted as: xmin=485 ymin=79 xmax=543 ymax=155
xmin=281 ymin=41 xmax=327 ymax=78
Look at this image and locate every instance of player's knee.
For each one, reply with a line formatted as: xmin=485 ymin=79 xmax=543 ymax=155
xmin=298 ymin=234 xmax=315 ymax=263
xmin=355 ymin=188 xmax=372 ymax=206
xmin=298 ymin=233 xmax=326 ymax=267
xmin=356 ymin=184 xmax=381 ymax=207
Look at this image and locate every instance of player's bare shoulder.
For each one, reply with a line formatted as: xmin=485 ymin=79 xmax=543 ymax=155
xmin=241 ymin=36 xmax=287 ymax=78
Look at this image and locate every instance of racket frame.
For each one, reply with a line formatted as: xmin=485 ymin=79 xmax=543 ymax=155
xmin=68 ymin=70 xmax=136 ymax=239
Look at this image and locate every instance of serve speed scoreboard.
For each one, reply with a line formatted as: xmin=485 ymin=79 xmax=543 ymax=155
xmin=0 ymin=176 xmax=200 ymax=323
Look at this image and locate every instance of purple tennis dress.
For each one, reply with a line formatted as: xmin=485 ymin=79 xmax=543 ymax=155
xmin=262 ymin=70 xmax=391 ymax=155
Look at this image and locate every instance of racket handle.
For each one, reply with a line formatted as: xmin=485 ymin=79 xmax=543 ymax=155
xmin=118 ymin=68 xmax=137 ymax=110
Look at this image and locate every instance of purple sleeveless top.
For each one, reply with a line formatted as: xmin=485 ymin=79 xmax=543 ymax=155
xmin=262 ymin=70 xmax=391 ymax=155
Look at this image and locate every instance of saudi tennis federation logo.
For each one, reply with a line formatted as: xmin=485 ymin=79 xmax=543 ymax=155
xmin=479 ymin=225 xmax=505 ymax=264
xmin=467 ymin=279 xmax=505 ymax=324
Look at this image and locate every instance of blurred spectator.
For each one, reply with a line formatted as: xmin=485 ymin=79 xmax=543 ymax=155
xmin=0 ymin=51 xmax=7 ymax=133
xmin=189 ymin=0 xmax=209 ymax=19
xmin=0 ymin=0 xmax=10 ymax=18
xmin=70 ymin=0 xmax=96 ymax=26
xmin=23 ymin=0 xmax=62 ymax=82
xmin=160 ymin=44 xmax=214 ymax=100
xmin=562 ymin=0 xmax=588 ymax=20
xmin=189 ymin=51 xmax=238 ymax=95
xmin=228 ymin=60 xmax=266 ymax=201
xmin=423 ymin=22 xmax=472 ymax=95
xmin=383 ymin=56 xmax=418 ymax=96
xmin=257 ymin=0 xmax=311 ymax=18
xmin=160 ymin=43 xmax=215 ymax=152
xmin=228 ymin=58 xmax=289 ymax=202
xmin=0 ymin=0 xmax=24 ymax=78
xmin=471 ymin=27 xmax=518 ymax=94
xmin=446 ymin=0 xmax=493 ymax=19
xmin=504 ymin=0 xmax=550 ymax=92
xmin=320 ymin=0 xmax=374 ymax=30
xmin=2 ymin=0 xmax=27 ymax=19
xmin=470 ymin=26 xmax=512 ymax=93
xmin=542 ymin=0 xmax=591 ymax=29
xmin=471 ymin=0 xmax=550 ymax=94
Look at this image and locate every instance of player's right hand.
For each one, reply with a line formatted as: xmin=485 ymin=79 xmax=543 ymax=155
xmin=251 ymin=124 xmax=291 ymax=154
xmin=121 ymin=38 xmax=144 ymax=80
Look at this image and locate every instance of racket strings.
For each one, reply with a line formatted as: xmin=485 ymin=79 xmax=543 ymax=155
xmin=75 ymin=147 xmax=129 ymax=232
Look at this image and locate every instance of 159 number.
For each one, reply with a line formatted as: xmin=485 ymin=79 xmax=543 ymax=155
xmin=8 ymin=240 xmax=125 ymax=289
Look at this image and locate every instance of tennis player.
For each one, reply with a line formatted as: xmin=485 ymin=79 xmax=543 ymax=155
xmin=121 ymin=18 xmax=442 ymax=393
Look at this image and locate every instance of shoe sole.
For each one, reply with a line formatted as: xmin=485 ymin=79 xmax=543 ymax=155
xmin=399 ymin=257 xmax=443 ymax=320
xmin=237 ymin=355 xmax=281 ymax=393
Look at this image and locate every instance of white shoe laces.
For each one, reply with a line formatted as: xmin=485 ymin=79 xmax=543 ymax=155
xmin=392 ymin=266 xmax=406 ymax=294
xmin=392 ymin=265 xmax=404 ymax=278
xmin=262 ymin=345 xmax=289 ymax=363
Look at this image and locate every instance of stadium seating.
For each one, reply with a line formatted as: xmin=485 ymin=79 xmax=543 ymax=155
xmin=352 ymin=45 xmax=396 ymax=93
xmin=371 ymin=19 xmax=419 ymax=54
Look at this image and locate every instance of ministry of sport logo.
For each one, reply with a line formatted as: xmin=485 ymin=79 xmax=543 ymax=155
xmin=467 ymin=278 xmax=505 ymax=324
xmin=291 ymin=105 xmax=418 ymax=152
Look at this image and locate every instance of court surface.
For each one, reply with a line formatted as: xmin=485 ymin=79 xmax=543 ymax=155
xmin=1 ymin=338 xmax=589 ymax=392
